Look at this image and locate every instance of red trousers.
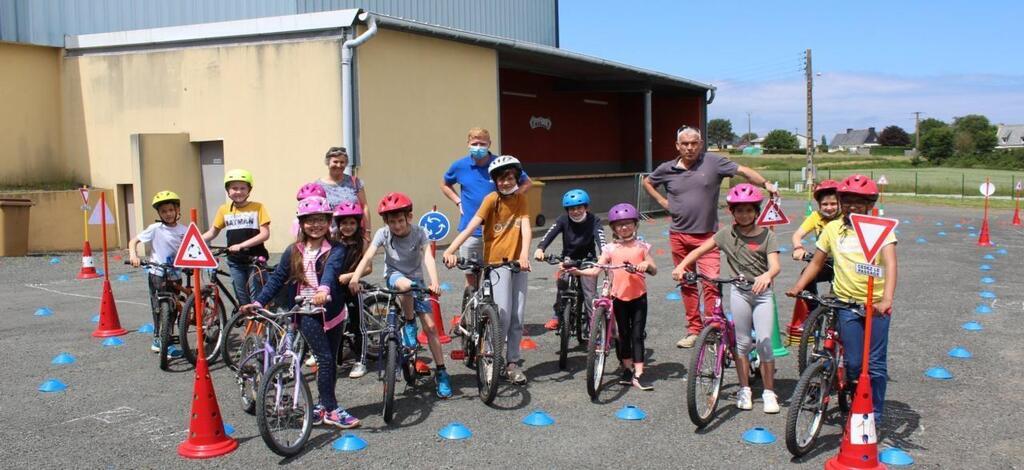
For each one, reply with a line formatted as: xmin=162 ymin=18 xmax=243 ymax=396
xmin=669 ymin=231 xmax=721 ymax=335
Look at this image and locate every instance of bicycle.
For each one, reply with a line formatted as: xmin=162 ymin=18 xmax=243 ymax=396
xmin=575 ymin=261 xmax=640 ymax=401
xmin=682 ymin=271 xmax=760 ymax=428
xmin=785 ymin=290 xmax=860 ymax=457
xmin=794 ymin=251 xmax=837 ymax=374
xmin=542 ymin=254 xmax=590 ymax=371
xmin=124 ymin=259 xmax=193 ymax=371
xmin=358 ymin=284 xmax=431 ymax=424
xmin=449 ymin=257 xmax=521 ymax=405
xmin=253 ymin=297 xmax=318 ymax=457
xmin=232 ymin=307 xmax=289 ymax=416
xmin=220 ymin=254 xmax=286 ymax=370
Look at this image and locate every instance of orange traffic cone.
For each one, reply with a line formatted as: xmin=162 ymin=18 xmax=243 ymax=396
xmin=418 ymin=294 xmax=451 ymax=345
xmin=520 ymin=327 xmax=538 ymax=351
xmin=825 ymin=377 xmax=884 ymax=469
xmin=177 ymin=356 xmax=238 ymax=458
xmin=1013 ymin=205 xmax=1022 ymax=226
xmin=977 ymin=217 xmax=992 ymax=246
xmin=786 ymin=297 xmax=811 ymax=346
xmin=76 ymin=241 xmax=101 ymax=280
xmin=92 ymin=279 xmax=128 ymax=337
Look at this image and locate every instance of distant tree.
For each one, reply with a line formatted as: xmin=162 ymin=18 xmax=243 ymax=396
xmin=707 ymin=119 xmax=737 ymax=149
xmin=918 ymin=118 xmax=947 ymax=136
xmin=952 ymin=114 xmax=998 ymax=154
xmin=762 ymin=129 xmax=799 ymax=150
xmin=739 ymin=132 xmax=758 ymax=144
xmin=878 ymin=125 xmax=911 ymax=146
xmin=921 ymin=127 xmax=954 ymax=163
xmin=820 ymin=135 xmax=827 ymax=147
xmin=953 ymin=131 xmax=975 ymax=155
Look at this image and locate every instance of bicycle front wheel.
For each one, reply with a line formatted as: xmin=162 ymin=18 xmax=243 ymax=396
xmin=797 ymin=306 xmax=827 ymax=374
xmin=256 ymin=360 xmax=313 ymax=457
xmin=382 ymin=338 xmax=398 ymax=424
xmin=585 ymin=306 xmax=609 ymax=401
xmin=158 ymin=300 xmax=175 ymax=371
xmin=237 ymin=347 xmax=264 ymax=415
xmin=476 ymin=303 xmax=504 ymax=405
xmin=180 ymin=291 xmax=227 ymax=365
xmin=222 ymin=310 xmax=273 ymax=371
xmin=686 ymin=325 xmax=724 ymax=428
xmin=785 ymin=359 xmax=833 ymax=457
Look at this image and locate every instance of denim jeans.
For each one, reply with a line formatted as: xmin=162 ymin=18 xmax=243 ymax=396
xmin=227 ymin=258 xmax=256 ymax=306
xmin=837 ymin=307 xmax=891 ymax=421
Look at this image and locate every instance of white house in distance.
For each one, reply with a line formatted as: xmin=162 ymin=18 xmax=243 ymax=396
xmin=996 ymin=124 xmax=1024 ymax=149
xmin=829 ymin=127 xmax=879 ymax=153
xmin=749 ymin=132 xmax=810 ymax=150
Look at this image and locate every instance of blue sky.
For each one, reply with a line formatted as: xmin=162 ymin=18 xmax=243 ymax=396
xmin=558 ymin=0 xmax=1024 ymax=141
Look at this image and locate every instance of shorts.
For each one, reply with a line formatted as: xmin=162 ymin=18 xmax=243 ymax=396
xmin=386 ymin=272 xmax=432 ymax=314
xmin=458 ymin=236 xmax=483 ymax=265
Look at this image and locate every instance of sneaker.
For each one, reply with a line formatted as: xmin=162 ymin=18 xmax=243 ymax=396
xmin=348 ymin=362 xmax=367 ymax=378
xmin=506 ymin=365 xmax=527 ymax=385
xmin=151 ymin=338 xmax=161 ymax=353
xmin=736 ymin=387 xmax=753 ymax=410
xmin=304 ymin=355 xmax=317 ymax=368
xmin=619 ymin=368 xmax=634 ymax=385
xmin=312 ymin=405 xmax=326 ymax=425
xmin=402 ymin=322 xmax=419 ymax=349
xmin=632 ymin=374 xmax=654 ymax=391
xmin=544 ymin=318 xmax=560 ymax=330
xmin=323 ymin=408 xmax=360 ymax=429
xmin=436 ymin=370 xmax=452 ymax=398
xmin=762 ymin=390 xmax=780 ymax=414
xmin=166 ymin=344 xmax=183 ymax=359
xmin=676 ymin=334 xmax=699 ymax=348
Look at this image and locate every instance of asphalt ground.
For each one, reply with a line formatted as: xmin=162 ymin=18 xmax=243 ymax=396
xmin=2 ymin=199 xmax=1023 ymax=469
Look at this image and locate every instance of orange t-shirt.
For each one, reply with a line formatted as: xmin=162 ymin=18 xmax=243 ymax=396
xmin=475 ymin=191 xmax=529 ymax=265
xmin=603 ymin=240 xmax=650 ymax=301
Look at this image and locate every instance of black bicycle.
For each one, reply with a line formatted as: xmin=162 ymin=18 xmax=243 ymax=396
xmin=220 ymin=253 xmax=286 ymax=370
xmin=449 ymin=257 xmax=520 ymax=405
xmin=125 ymin=259 xmax=193 ymax=371
xmin=542 ymin=254 xmax=591 ymax=371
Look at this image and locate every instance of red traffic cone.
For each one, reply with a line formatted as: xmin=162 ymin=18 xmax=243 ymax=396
xmin=92 ymin=279 xmax=128 ymax=337
xmin=786 ymin=297 xmax=811 ymax=346
xmin=418 ymin=293 xmax=452 ymax=345
xmin=825 ymin=378 xmax=884 ymax=469
xmin=977 ymin=218 xmax=992 ymax=246
xmin=520 ymin=327 xmax=538 ymax=351
xmin=1013 ymin=206 xmax=1022 ymax=226
xmin=76 ymin=241 xmax=101 ymax=280
xmin=177 ymin=357 xmax=238 ymax=458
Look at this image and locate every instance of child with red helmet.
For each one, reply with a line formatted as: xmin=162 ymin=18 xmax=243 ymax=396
xmin=443 ymin=156 xmax=533 ymax=385
xmin=791 ymin=179 xmax=842 ymax=310
xmin=332 ymin=201 xmax=373 ymax=378
xmin=672 ymin=183 xmax=782 ymax=413
xmin=241 ymin=196 xmax=359 ymax=429
xmin=573 ymin=202 xmax=658 ymax=390
xmin=787 ymin=174 xmax=898 ymax=422
xmin=348 ymin=192 xmax=452 ymax=398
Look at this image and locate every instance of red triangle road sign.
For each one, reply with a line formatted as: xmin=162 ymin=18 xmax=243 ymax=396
xmin=849 ymin=214 xmax=899 ymax=264
xmin=174 ymin=222 xmax=218 ymax=269
xmin=756 ymin=198 xmax=790 ymax=226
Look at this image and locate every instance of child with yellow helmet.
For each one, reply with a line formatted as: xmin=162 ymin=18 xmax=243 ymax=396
xmin=201 ymin=169 xmax=271 ymax=305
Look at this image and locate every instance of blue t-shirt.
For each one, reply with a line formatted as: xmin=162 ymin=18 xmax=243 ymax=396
xmin=443 ymin=154 xmax=529 ymax=237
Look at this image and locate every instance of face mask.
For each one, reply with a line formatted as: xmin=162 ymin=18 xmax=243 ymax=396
xmin=499 ymin=184 xmax=519 ymax=196
xmin=469 ymin=146 xmax=489 ymax=159
xmin=569 ymin=212 xmax=587 ymax=223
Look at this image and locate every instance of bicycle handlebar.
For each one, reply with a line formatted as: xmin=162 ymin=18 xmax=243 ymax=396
xmin=680 ymin=271 xmax=751 ymax=289
xmin=795 ymin=291 xmax=864 ymax=314
xmin=365 ymin=285 xmax=434 ymax=298
xmin=124 ymin=259 xmax=194 ymax=275
xmin=454 ymin=257 xmax=521 ymax=273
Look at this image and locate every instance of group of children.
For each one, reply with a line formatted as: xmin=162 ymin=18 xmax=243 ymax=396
xmin=128 ymin=138 xmax=897 ymax=429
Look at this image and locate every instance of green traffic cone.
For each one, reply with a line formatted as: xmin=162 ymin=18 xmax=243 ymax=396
xmin=805 ymin=201 xmax=814 ymax=217
xmin=770 ymin=293 xmax=790 ymax=357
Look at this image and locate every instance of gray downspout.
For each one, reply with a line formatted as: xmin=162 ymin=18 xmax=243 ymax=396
xmin=341 ymin=12 xmax=378 ymax=173
xmin=643 ymin=90 xmax=653 ymax=173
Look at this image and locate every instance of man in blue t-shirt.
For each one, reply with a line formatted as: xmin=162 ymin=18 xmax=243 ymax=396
xmin=441 ymin=127 xmax=532 ymax=289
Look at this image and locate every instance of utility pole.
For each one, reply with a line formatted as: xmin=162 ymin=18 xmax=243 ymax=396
xmin=913 ymin=111 xmax=922 ymax=154
xmin=746 ymin=112 xmax=752 ymax=141
xmin=804 ymin=48 xmax=814 ymax=185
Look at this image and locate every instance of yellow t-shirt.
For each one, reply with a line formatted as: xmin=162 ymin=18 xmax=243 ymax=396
xmin=799 ymin=211 xmax=835 ymax=237
xmin=213 ymin=201 xmax=271 ymax=260
xmin=475 ymin=192 xmax=529 ymax=264
xmin=815 ymin=219 xmax=896 ymax=303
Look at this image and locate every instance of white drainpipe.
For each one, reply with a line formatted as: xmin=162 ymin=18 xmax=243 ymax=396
xmin=341 ymin=12 xmax=378 ymax=172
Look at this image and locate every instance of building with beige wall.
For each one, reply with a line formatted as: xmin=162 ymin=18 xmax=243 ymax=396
xmin=4 ymin=9 xmax=712 ymax=253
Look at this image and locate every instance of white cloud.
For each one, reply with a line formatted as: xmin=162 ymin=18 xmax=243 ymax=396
xmin=709 ymin=72 xmax=1024 ymax=140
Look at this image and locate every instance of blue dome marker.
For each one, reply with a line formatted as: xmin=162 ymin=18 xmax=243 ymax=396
xmin=49 ymin=257 xmax=61 ymax=264
xmin=742 ymin=427 xmax=776 ymax=445
xmin=522 ymin=410 xmax=555 ymax=427
xmin=925 ymin=367 xmax=953 ymax=380
xmin=39 ymin=379 xmax=67 ymax=392
xmin=975 ymin=304 xmax=993 ymax=314
xmin=937 ymin=231 xmax=947 ymax=237
xmin=948 ymin=347 xmax=972 ymax=359
xmin=778 ymin=245 xmax=790 ymax=253
xmin=983 ymin=254 xmax=995 ymax=260
xmin=968 ymin=232 xmax=978 ymax=237
xmin=333 ymin=433 xmax=367 ymax=452
xmin=116 ymin=274 xmax=130 ymax=282
xmin=102 ymin=337 xmax=124 ymax=347
xmin=955 ymin=223 xmax=963 ymax=229
xmin=223 ymin=423 xmax=235 ymax=436
xmin=996 ymin=248 xmax=1008 ymax=255
xmin=616 ymin=405 xmax=647 ymax=421
xmin=981 ymin=276 xmax=995 ymax=284
xmin=968 ymin=225 xmax=976 ymax=230
xmin=979 ymin=291 xmax=996 ymax=299
xmin=962 ymin=321 xmax=983 ymax=331
xmin=438 ymin=422 xmax=472 ymax=440
xmin=95 ymin=269 xmax=104 ymax=276
xmin=439 ymin=282 xmax=452 ymax=292
xmin=935 ymin=221 xmax=944 ymax=226
xmin=51 ymin=353 xmax=76 ymax=365
xmin=880 ymin=447 xmax=914 ymax=466
xmin=665 ymin=292 xmax=681 ymax=301
xmin=137 ymin=323 xmax=154 ymax=334
xmin=902 ymin=219 xmax=911 ymax=224
xmin=915 ymin=237 xmax=927 ymax=244
xmin=979 ymin=264 xmax=992 ymax=271
xmin=662 ymin=230 xmax=669 ymax=237
xmin=91 ymin=314 xmax=100 ymax=323
xmin=34 ymin=307 xmax=54 ymax=317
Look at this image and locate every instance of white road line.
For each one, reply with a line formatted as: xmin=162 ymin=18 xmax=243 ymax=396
xmin=25 ymin=283 xmax=149 ymax=307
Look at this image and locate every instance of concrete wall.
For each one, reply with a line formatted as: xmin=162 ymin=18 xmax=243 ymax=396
xmin=355 ymin=28 xmax=499 ymax=243
xmin=0 ymin=189 xmax=120 ymax=252
xmin=0 ymin=42 xmax=70 ymax=186
xmin=134 ymin=133 xmax=203 ymax=229
xmin=62 ymin=38 xmax=346 ymax=252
